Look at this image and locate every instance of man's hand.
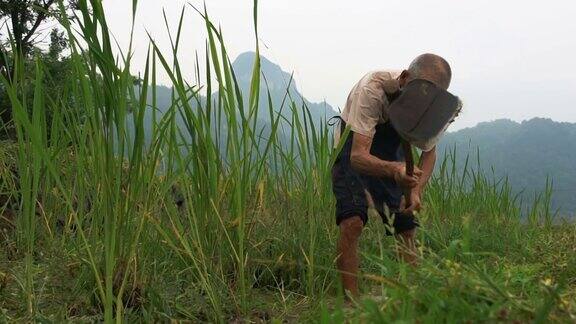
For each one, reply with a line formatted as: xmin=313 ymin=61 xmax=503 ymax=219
xmin=392 ymin=163 xmax=422 ymax=189
xmin=400 ymin=191 xmax=422 ymax=213
xmin=400 ymin=147 xmax=437 ymax=214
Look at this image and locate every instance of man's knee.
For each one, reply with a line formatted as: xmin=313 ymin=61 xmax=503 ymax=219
xmin=339 ymin=216 xmax=364 ymax=238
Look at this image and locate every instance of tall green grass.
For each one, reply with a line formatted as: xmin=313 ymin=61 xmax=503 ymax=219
xmin=0 ymin=0 xmax=574 ymax=322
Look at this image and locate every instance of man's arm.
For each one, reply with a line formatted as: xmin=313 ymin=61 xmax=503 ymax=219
xmin=350 ymin=132 xmax=421 ymax=188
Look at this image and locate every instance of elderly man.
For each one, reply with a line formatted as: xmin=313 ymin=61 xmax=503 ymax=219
xmin=332 ymin=53 xmax=460 ymax=297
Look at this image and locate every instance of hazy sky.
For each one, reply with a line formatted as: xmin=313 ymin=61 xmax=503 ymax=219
xmin=104 ymin=0 xmax=576 ymax=130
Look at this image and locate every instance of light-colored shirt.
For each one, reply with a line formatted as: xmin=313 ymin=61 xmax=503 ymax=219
xmin=334 ymin=70 xmax=401 ymax=146
xmin=342 ymin=70 xmax=401 ymax=136
xmin=335 ymin=70 xmax=402 ymax=208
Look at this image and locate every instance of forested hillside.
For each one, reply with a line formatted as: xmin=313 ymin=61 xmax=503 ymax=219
xmin=440 ymin=118 xmax=576 ymax=216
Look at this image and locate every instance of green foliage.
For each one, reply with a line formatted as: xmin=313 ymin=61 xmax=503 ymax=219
xmin=440 ymin=118 xmax=576 ymax=216
xmin=0 ymin=1 xmax=574 ymax=323
xmin=0 ymin=0 xmax=77 ymax=138
xmin=0 ymin=0 xmax=76 ymax=55
xmin=0 ymin=40 xmax=74 ymax=140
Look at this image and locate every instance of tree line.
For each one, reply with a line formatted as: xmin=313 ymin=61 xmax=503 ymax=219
xmin=0 ymin=0 xmax=77 ymax=139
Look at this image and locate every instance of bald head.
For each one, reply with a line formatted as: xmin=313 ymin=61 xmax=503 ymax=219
xmin=406 ymin=53 xmax=452 ymax=89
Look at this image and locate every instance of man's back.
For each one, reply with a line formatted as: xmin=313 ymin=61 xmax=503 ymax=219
xmin=341 ymin=70 xmax=401 ymax=138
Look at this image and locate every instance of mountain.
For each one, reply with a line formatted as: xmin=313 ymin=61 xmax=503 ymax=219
xmin=130 ymin=52 xmax=337 ymax=149
xmin=150 ymin=52 xmax=336 ymax=123
xmin=438 ymin=118 xmax=576 ymax=216
xmin=231 ymin=52 xmax=336 ymax=127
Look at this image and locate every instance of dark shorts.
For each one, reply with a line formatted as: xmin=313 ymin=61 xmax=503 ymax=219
xmin=332 ymin=120 xmax=418 ymax=235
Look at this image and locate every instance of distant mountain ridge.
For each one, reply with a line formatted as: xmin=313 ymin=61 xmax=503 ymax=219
xmin=231 ymin=52 xmax=336 ymax=125
xmin=133 ymin=52 xmax=337 ymax=147
xmin=147 ymin=52 xmax=336 ymax=115
xmin=439 ymin=118 xmax=576 ymax=215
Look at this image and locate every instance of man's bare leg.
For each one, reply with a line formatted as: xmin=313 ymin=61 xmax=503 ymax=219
xmin=337 ymin=216 xmax=364 ymax=297
xmin=396 ymin=228 xmax=418 ymax=266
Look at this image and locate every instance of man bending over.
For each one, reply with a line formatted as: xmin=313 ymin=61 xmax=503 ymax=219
xmin=332 ymin=53 xmax=460 ymax=297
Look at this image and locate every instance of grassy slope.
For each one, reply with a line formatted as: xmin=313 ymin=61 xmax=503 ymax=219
xmin=1 ymin=139 xmax=575 ymax=322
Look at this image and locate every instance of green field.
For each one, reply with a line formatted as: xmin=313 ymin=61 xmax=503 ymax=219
xmin=0 ymin=1 xmax=575 ymax=322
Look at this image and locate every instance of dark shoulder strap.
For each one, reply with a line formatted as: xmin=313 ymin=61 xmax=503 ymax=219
xmin=386 ymin=90 xmax=401 ymax=104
